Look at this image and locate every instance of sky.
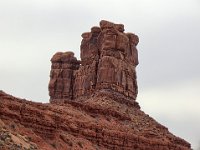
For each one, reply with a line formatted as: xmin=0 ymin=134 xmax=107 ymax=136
xmin=0 ymin=0 xmax=200 ymax=149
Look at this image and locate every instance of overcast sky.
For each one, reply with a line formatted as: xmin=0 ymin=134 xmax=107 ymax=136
xmin=0 ymin=0 xmax=200 ymax=149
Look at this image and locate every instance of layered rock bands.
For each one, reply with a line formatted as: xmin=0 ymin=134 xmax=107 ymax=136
xmin=0 ymin=91 xmax=191 ymax=150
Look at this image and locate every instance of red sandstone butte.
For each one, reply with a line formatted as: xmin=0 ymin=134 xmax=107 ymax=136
xmin=0 ymin=20 xmax=191 ymax=150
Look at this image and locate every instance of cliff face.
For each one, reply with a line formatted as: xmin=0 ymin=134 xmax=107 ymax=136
xmin=0 ymin=90 xmax=190 ymax=150
xmin=49 ymin=20 xmax=139 ymax=103
xmin=0 ymin=20 xmax=191 ymax=150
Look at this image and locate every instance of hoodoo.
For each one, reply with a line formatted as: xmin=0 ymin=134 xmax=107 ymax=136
xmin=49 ymin=20 xmax=139 ymax=104
xmin=0 ymin=20 xmax=191 ymax=150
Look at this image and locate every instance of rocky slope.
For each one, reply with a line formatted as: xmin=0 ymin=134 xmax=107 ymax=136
xmin=0 ymin=90 xmax=190 ymax=150
xmin=0 ymin=20 xmax=191 ymax=150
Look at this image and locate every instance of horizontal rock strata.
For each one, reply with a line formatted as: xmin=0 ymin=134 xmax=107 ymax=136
xmin=0 ymin=91 xmax=191 ymax=150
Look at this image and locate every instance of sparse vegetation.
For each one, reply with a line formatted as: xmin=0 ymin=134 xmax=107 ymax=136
xmin=26 ymin=136 xmax=32 ymax=142
xmin=60 ymin=134 xmax=73 ymax=146
xmin=77 ymin=141 xmax=83 ymax=148
xmin=51 ymin=142 xmax=56 ymax=148
xmin=10 ymin=123 xmax=16 ymax=130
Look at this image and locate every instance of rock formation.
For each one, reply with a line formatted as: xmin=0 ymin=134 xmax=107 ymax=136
xmin=49 ymin=52 xmax=80 ymax=103
xmin=0 ymin=20 xmax=191 ymax=150
xmin=49 ymin=20 xmax=139 ymax=103
xmin=0 ymin=90 xmax=191 ymax=150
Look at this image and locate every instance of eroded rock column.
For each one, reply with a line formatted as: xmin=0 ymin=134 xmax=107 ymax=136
xmin=49 ymin=20 xmax=139 ymax=103
xmin=48 ymin=52 xmax=79 ymax=103
xmin=73 ymin=26 xmax=101 ymax=98
xmin=96 ymin=20 xmax=139 ymax=100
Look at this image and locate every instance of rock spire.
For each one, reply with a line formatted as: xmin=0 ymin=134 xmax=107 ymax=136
xmin=49 ymin=20 xmax=139 ymax=103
